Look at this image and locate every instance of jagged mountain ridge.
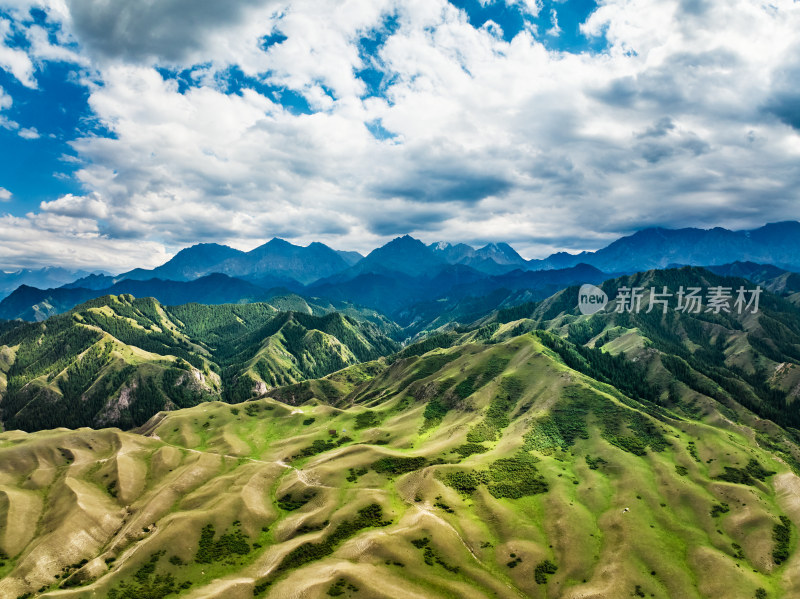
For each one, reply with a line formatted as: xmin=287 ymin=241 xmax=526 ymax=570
xmin=0 ymin=294 xmax=399 ymax=432
xmin=4 ymin=223 xmax=800 ymax=325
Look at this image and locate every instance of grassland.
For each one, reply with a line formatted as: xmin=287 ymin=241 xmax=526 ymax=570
xmin=0 ymin=329 xmax=798 ymax=598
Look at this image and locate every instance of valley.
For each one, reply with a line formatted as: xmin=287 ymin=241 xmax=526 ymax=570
xmin=1 ymin=307 xmax=800 ymax=598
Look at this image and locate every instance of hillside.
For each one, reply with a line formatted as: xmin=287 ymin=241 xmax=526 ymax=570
xmin=0 ymin=328 xmax=799 ymax=598
xmin=0 ymin=296 xmax=399 ymax=432
xmin=485 ymin=267 xmax=800 ymax=435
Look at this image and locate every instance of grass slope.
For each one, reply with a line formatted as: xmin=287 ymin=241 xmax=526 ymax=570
xmin=0 ymin=296 xmax=399 ymax=432
xmin=0 ymin=331 xmax=797 ymax=598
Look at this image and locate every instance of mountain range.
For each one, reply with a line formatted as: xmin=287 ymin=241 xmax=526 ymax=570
xmin=0 ymin=267 xmax=104 ymax=300
xmin=3 ymin=224 xmax=800 ymax=598
xmin=4 ymin=222 xmax=800 ymax=328
xmin=2 ymin=265 xmax=800 ymax=598
xmin=527 ymin=221 xmax=800 ymax=272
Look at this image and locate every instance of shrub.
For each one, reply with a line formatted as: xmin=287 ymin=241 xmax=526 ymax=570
xmin=195 ymin=523 xmax=251 ymax=564
xmin=277 ymin=492 xmax=316 ymax=511
xmin=586 ymin=455 xmax=608 ymax=470
xmin=534 ymin=560 xmax=558 ymax=584
xmin=773 ymin=516 xmax=792 ymax=565
xmin=371 ymin=456 xmax=426 ymax=476
xmin=354 ymin=411 xmax=381 ymax=429
xmin=710 ymin=503 xmax=730 ymax=518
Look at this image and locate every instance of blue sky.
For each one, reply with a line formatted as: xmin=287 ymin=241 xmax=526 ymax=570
xmin=0 ymin=0 xmax=798 ymax=271
xmin=0 ymin=0 xmax=604 ymax=214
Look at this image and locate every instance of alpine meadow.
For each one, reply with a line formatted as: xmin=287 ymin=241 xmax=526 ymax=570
xmin=2 ymin=1 xmax=800 ymax=599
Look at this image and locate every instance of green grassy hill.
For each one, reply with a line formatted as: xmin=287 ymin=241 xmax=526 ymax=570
xmin=0 ymin=295 xmax=399 ymax=432
xmin=487 ymin=267 xmax=800 ymax=433
xmin=1 ymin=327 xmax=798 ymax=598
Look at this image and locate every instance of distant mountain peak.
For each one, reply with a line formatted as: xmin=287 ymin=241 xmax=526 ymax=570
xmin=475 ymin=241 xmax=526 ymax=265
xmin=390 ymin=234 xmax=424 ymax=245
xmin=368 ymin=235 xmax=430 ymax=257
xmin=265 ymin=237 xmax=293 ymax=246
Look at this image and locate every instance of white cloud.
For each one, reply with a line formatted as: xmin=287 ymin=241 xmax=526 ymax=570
xmin=0 ymin=187 xmax=11 ymax=201
xmin=25 ymin=23 xmax=88 ymax=66
xmin=0 ymin=85 xmax=10 ymax=110
xmin=511 ymin=0 xmax=542 ymax=17
xmin=0 ymin=18 xmax=37 ymax=87
xmin=0 ymin=83 xmax=19 ymax=131
xmin=18 ymin=126 xmax=39 ymax=138
xmin=0 ymin=213 xmax=170 ymax=271
xmin=40 ymin=192 xmax=107 ymax=218
xmin=0 ymin=0 xmax=799 ymax=269
xmin=547 ymin=8 xmax=560 ymax=36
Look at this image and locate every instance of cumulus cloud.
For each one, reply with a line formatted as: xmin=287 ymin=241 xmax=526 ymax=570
xmin=40 ymin=192 xmax=107 ymax=218
xmin=17 ymin=125 xmax=38 ymax=138
xmin=0 ymin=213 xmax=170 ymax=271
xmin=0 ymin=84 xmax=10 ymax=109
xmin=0 ymin=17 xmax=37 ymax=87
xmin=65 ymin=0 xmax=278 ymax=64
xmin=0 ymin=187 xmax=11 ymax=200
xmin=0 ymin=0 xmax=799 ymax=268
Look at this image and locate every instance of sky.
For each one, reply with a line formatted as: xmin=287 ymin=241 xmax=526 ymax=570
xmin=0 ymin=0 xmax=798 ymax=272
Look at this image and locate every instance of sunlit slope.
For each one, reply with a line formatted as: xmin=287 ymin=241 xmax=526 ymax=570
xmin=0 ymin=295 xmax=221 ymax=432
xmin=172 ymin=306 xmax=399 ymax=403
xmin=487 ymin=268 xmax=800 ymax=431
xmin=0 ymin=296 xmax=399 ymax=432
xmin=0 ymin=331 xmax=797 ymax=598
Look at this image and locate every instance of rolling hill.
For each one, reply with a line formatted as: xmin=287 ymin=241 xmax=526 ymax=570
xmin=485 ymin=267 xmax=800 ymax=435
xmin=0 ymin=326 xmax=798 ymax=598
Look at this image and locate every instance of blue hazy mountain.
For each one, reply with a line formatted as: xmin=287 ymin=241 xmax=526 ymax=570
xmin=0 ymin=274 xmax=274 ymax=321
xmin=308 ymin=261 xmax=606 ymax=320
xmin=5 ymin=223 xmax=800 ymax=324
xmin=528 ymin=221 xmax=800 ymax=272
xmin=348 ymin=235 xmax=446 ymax=277
xmin=0 ymin=267 xmax=103 ymax=299
xmin=124 ymin=242 xmax=246 ymax=281
xmin=67 ymin=239 xmax=362 ymax=288
xmin=706 ymin=261 xmax=800 ymax=297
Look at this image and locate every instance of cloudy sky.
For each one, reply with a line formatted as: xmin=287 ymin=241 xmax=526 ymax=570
xmin=0 ymin=0 xmax=798 ymax=272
